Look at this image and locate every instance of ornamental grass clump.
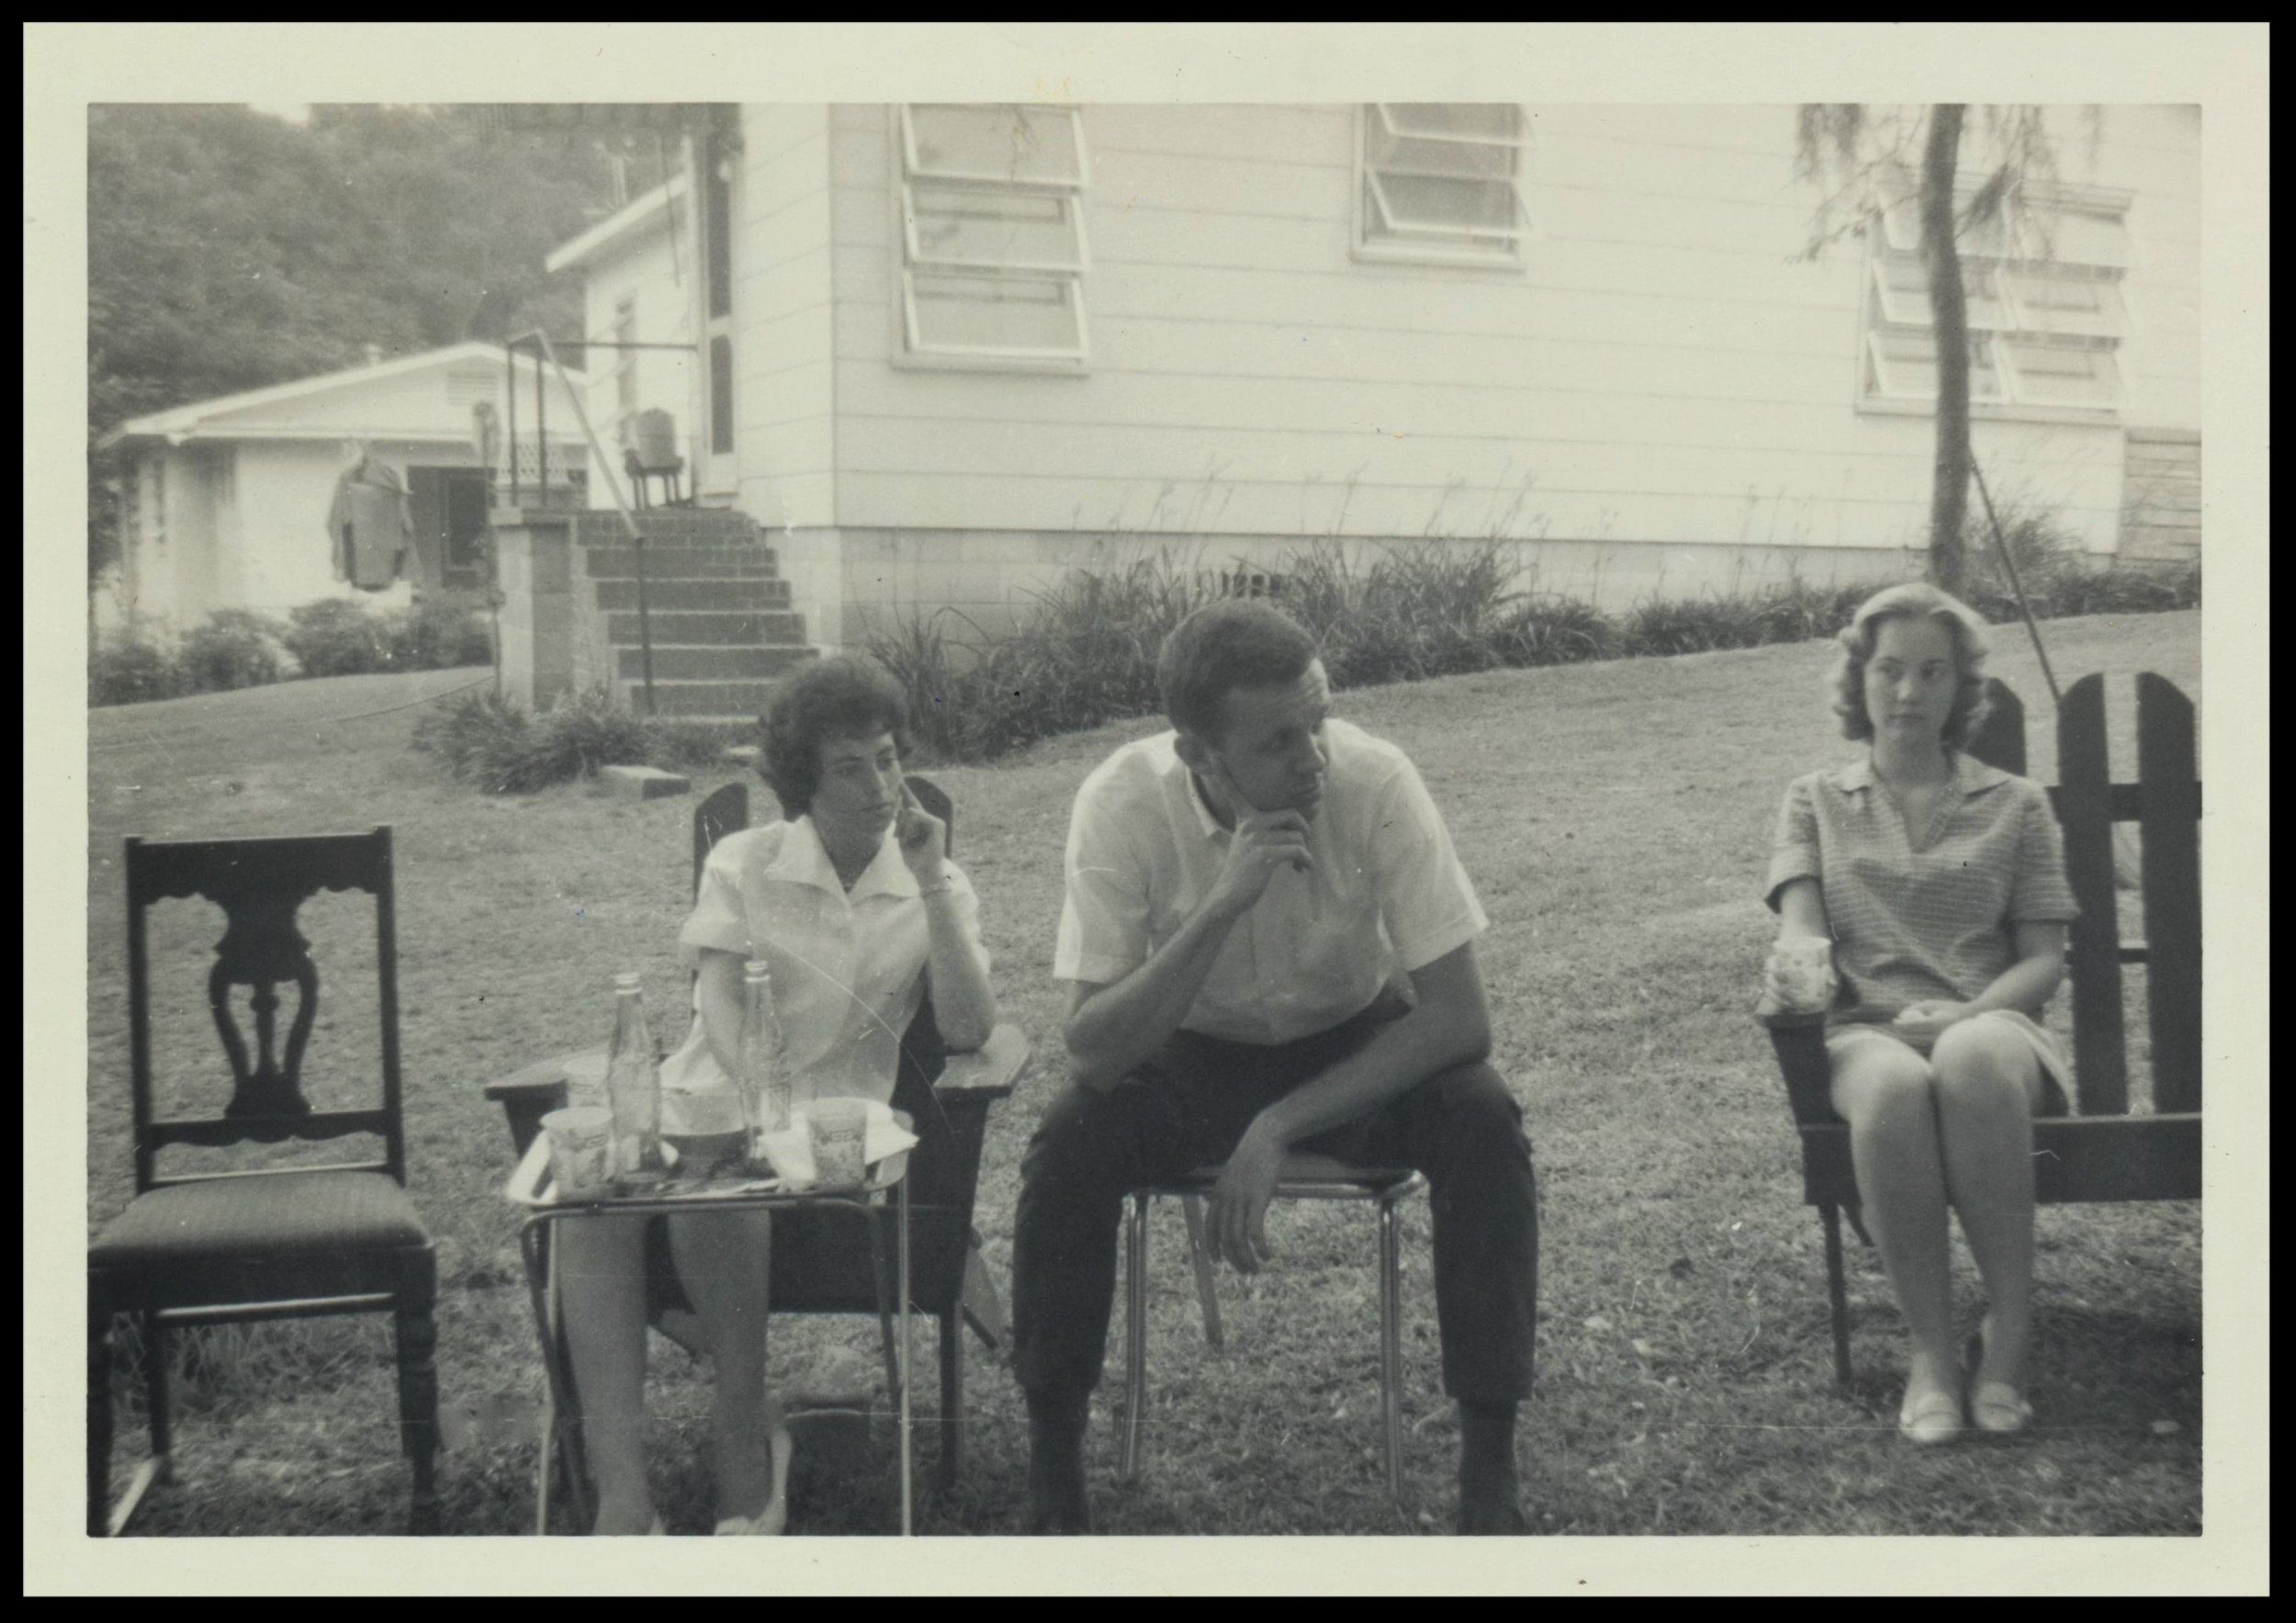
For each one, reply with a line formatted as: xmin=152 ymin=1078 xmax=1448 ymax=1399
xmin=416 ymin=686 xmax=695 ymax=793
xmin=856 ymin=519 xmax=2200 ymax=766
xmin=1492 ymin=594 xmax=1617 ymax=668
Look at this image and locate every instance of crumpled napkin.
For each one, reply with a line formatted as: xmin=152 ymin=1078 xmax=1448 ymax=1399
xmin=752 ymin=1099 xmax=918 ymax=1189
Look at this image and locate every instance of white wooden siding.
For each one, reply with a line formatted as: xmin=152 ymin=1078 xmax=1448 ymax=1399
xmin=828 ymin=472 xmax=2122 ymax=554
xmin=226 ymin=442 xmax=433 ymax=616
xmin=734 ymin=105 xmax=837 ymax=534
xmin=578 ymin=214 xmax=696 ymax=499
xmin=807 ymin=103 xmax=2194 ymax=558
xmin=122 ymin=440 xmax=466 ymax=633
xmin=2099 ymin=108 xmax=2202 ymax=434
xmin=829 ymin=415 xmax=2122 ymax=509
xmin=737 ymin=306 xmax=836 ymax=376
xmin=834 ymin=529 xmax=1930 ymax=643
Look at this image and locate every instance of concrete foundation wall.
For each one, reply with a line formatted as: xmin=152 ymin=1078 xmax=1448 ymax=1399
xmin=828 ymin=527 xmax=1929 ymax=653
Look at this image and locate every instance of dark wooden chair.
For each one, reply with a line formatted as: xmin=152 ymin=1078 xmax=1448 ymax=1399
xmin=88 ymin=828 xmax=440 ymax=1535
xmin=484 ymin=776 xmax=1029 ymax=1518
xmin=1758 ymin=673 xmax=2202 ymax=1386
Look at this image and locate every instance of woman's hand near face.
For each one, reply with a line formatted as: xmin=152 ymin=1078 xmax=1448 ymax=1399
xmin=895 ymin=778 xmax=949 ymax=882
xmin=899 ymin=776 xmax=997 ymax=1049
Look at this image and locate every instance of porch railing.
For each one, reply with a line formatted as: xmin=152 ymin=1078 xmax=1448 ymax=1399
xmin=501 ymin=331 xmax=693 ymax=716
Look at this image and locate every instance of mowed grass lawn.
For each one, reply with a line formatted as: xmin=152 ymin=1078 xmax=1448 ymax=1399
xmin=81 ymin=614 xmax=2202 ymax=1538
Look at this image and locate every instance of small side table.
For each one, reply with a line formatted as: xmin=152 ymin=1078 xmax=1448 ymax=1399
xmin=505 ymin=1135 xmax=918 ymax=1535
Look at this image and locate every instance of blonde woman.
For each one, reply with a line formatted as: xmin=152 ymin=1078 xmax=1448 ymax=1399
xmin=1764 ymin=583 xmax=2077 ymax=1444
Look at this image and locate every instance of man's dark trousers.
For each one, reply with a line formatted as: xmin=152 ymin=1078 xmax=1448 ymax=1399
xmin=1010 ymin=996 xmax=1539 ymax=1407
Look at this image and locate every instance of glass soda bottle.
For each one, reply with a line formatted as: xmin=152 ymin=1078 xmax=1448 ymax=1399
xmin=737 ymin=960 xmax=790 ymax=1161
xmin=605 ymin=972 xmax=666 ymax=1180
xmin=567 ymin=1028 xmax=612 ymax=1115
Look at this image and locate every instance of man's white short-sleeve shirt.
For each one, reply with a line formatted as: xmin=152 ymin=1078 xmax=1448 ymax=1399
xmin=1053 ymin=717 xmax=1487 ymax=1045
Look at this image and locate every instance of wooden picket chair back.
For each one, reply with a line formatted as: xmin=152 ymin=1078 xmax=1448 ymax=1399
xmin=2052 ymin=672 xmax=2202 ymax=1119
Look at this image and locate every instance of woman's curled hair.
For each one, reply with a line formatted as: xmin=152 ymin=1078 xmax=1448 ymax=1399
xmin=1831 ymin=581 xmax=1995 ymax=751
xmin=759 ymin=655 xmax=915 ymax=817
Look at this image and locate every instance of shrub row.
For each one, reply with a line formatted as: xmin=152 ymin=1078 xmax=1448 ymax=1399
xmin=400 ymin=524 xmax=2197 ymax=792
xmin=90 ymin=598 xmax=494 ymax=707
xmin=411 ymin=686 xmax=738 ymax=795
xmin=868 ymin=538 xmax=2200 ymax=765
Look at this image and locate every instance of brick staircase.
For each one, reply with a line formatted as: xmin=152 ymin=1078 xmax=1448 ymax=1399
xmin=575 ymin=507 xmax=816 ymax=723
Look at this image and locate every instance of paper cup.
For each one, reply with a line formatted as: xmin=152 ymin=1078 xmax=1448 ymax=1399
xmin=806 ymin=1099 xmax=872 ymax=1189
xmin=542 ymin=1107 xmax=614 ymax=1200
xmin=1768 ymin=937 xmax=1837 ymax=1016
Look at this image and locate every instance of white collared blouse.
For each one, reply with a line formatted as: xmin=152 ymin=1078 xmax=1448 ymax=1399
xmin=657 ymin=815 xmax=989 ymax=1133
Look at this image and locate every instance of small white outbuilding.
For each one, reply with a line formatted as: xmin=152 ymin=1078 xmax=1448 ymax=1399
xmin=97 ymin=342 xmax=589 ymax=637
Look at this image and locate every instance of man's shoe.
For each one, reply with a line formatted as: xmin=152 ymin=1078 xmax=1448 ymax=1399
xmin=1025 ymin=1392 xmax=1093 ymax=1535
xmin=1455 ymin=1399 xmax=1527 ymax=1534
xmin=1025 ymin=1454 xmax=1093 ymax=1535
xmin=1026 ymin=1496 xmax=1094 ymax=1536
xmin=1458 ymin=1494 xmax=1531 ymax=1535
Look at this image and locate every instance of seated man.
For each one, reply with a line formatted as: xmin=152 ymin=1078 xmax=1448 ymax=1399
xmin=1011 ymin=599 xmax=1539 ymax=1535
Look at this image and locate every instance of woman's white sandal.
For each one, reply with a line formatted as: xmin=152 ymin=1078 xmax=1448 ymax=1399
xmin=1970 ymin=1381 xmax=2034 ymax=1435
xmin=714 ymin=1417 xmax=794 ymax=1536
xmin=1964 ymin=1324 xmax=2034 ymax=1435
xmin=1896 ymin=1388 xmax=1964 ymax=1446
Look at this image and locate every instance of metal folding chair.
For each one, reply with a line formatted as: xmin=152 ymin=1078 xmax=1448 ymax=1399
xmin=1120 ymin=1155 xmax=1428 ymax=1503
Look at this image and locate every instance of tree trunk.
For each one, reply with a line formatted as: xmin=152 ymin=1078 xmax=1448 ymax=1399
xmin=1920 ymin=105 xmax=1972 ymax=596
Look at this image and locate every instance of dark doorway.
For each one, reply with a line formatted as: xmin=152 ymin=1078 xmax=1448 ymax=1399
xmin=442 ymin=468 xmax=490 ymax=588
xmin=407 ymin=466 xmax=492 ymax=592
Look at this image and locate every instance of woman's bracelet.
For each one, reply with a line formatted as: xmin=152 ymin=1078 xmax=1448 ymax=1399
xmin=917 ymin=873 xmax=952 ymax=898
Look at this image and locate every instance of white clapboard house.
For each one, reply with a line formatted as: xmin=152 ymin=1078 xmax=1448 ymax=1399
xmin=544 ymin=103 xmax=2200 ymax=654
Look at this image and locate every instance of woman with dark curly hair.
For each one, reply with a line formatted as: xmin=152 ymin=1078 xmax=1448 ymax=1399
xmin=557 ymin=656 xmax=998 ymax=1534
xmin=1762 ymin=582 xmax=2077 ymax=1446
